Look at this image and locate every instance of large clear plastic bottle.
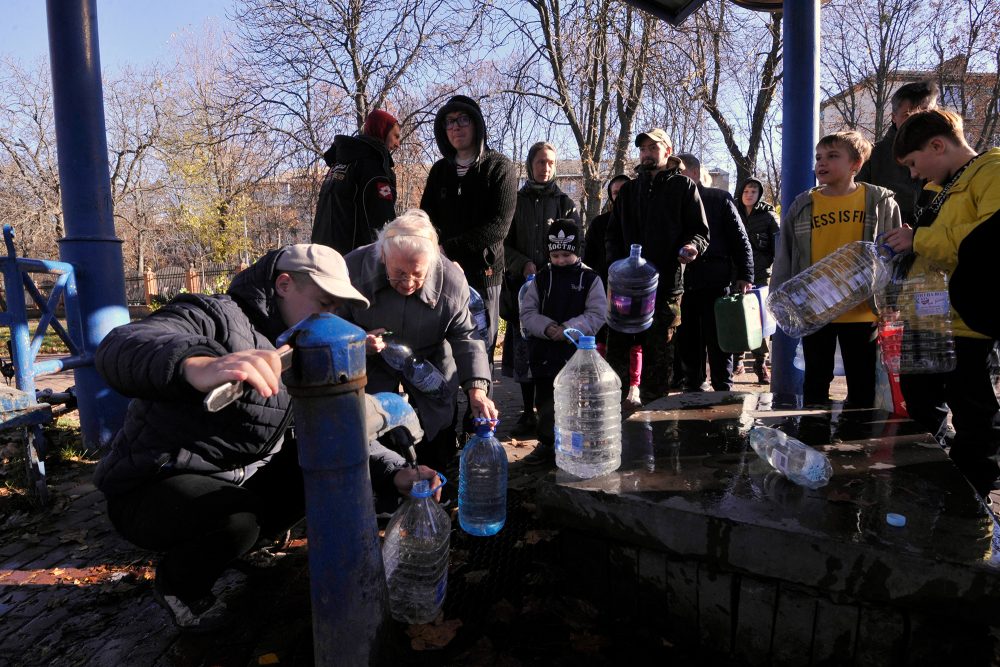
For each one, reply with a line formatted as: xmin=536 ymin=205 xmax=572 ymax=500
xmin=554 ymin=330 xmax=622 ymax=478
xmin=382 ymin=476 xmax=451 ymax=624
xmin=403 ymin=356 xmax=452 ymax=401
xmin=607 ymin=244 xmax=658 ymax=333
xmin=468 ymin=287 xmax=490 ymax=344
xmin=517 ymin=274 xmax=535 ymax=339
xmin=897 ymin=267 xmax=957 ymax=374
xmin=748 ymin=426 xmax=832 ymax=489
xmin=381 ymin=341 xmax=413 ymax=372
xmin=459 ymin=418 xmax=507 ymax=536
xmin=767 ymin=241 xmax=891 ymax=337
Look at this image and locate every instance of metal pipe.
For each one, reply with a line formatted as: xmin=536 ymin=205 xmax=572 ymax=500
xmin=279 ymin=314 xmax=391 ymax=666
xmin=770 ymin=0 xmax=820 ymax=398
xmin=46 ymin=0 xmax=130 ymax=448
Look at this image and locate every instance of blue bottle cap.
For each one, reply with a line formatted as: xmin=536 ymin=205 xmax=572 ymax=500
xmin=576 ymin=336 xmax=596 ymax=349
xmin=886 ymin=512 xmax=906 ymax=527
xmin=411 ymin=480 xmax=432 ymax=498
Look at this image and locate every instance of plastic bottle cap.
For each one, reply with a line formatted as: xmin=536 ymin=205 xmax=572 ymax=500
xmin=411 ymin=480 xmax=433 ymax=498
xmin=886 ymin=513 xmax=906 ymax=527
xmin=576 ymin=336 xmax=596 ymax=350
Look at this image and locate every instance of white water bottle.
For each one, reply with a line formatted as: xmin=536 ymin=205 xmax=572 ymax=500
xmin=748 ymin=426 xmax=832 ymax=489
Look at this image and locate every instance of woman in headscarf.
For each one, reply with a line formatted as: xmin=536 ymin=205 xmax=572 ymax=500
xmin=501 ymin=142 xmax=580 ymax=437
xmin=343 ymin=209 xmax=499 ymax=470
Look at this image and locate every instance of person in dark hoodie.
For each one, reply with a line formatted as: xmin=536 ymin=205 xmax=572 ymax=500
xmin=420 ymin=95 xmax=518 ymax=363
xmin=502 ymin=141 xmax=580 ymax=437
xmin=311 ymin=109 xmax=401 ymax=254
xmin=93 ymin=244 xmax=438 ymax=633
xmin=737 ymin=176 xmax=780 ymax=383
xmin=675 ymin=153 xmax=754 ymax=392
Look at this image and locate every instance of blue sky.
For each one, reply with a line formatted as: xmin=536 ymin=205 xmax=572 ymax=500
xmin=1 ymin=0 xmax=233 ymax=69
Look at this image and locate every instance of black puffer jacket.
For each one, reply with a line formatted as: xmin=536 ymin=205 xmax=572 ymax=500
xmin=311 ymin=135 xmax=397 ymax=254
xmin=94 ymin=248 xmax=404 ymax=498
xmin=737 ymin=178 xmax=780 ymax=286
xmin=505 ymin=180 xmax=579 ymax=278
xmin=683 ymin=184 xmax=753 ymax=291
xmin=420 ymin=95 xmax=517 ymax=292
xmin=605 ymin=165 xmax=710 ymax=300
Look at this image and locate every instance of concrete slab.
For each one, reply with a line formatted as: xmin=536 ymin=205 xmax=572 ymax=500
xmin=537 ymin=392 xmax=1000 ymax=659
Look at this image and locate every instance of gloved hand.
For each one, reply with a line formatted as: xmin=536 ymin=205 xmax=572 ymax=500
xmin=365 ymin=392 xmax=424 ymax=444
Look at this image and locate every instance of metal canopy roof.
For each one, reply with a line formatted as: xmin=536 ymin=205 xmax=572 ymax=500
xmin=621 ymin=0 xmax=782 ymax=25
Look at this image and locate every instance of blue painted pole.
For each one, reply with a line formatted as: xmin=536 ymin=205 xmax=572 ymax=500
xmin=279 ymin=314 xmax=391 ymax=666
xmin=46 ymin=0 xmax=130 ymax=449
xmin=771 ymin=0 xmax=821 ymax=398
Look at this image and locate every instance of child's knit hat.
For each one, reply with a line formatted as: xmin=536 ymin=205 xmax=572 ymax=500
xmin=547 ymin=218 xmax=580 ymax=256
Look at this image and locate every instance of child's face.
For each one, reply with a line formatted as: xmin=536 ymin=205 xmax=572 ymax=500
xmin=549 ymin=250 xmax=578 ymax=267
xmin=898 ymin=138 xmax=949 ymax=185
xmin=815 ymin=143 xmax=862 ymax=186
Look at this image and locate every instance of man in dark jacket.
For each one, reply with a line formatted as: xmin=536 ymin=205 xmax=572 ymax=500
xmin=675 ymin=154 xmax=753 ymax=392
xmin=857 ymin=81 xmax=938 ymax=225
xmin=605 ymin=129 xmax=710 ymax=403
xmin=311 ymin=109 xmax=401 ymax=254
xmin=420 ymin=95 xmax=518 ymax=359
xmin=94 ymin=244 xmax=437 ymax=633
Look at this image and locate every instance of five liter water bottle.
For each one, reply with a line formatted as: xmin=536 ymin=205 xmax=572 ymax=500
xmin=554 ymin=329 xmax=622 ymax=478
xmin=382 ymin=476 xmax=450 ymax=624
xmin=382 ymin=341 xmax=452 ymax=401
xmin=468 ymin=287 xmax=490 ymax=344
xmin=748 ymin=426 xmax=832 ymax=489
xmin=768 ymin=241 xmax=891 ymax=337
xmin=518 ymin=274 xmax=535 ymax=339
xmin=894 ymin=267 xmax=957 ymax=374
xmin=607 ymin=244 xmax=658 ymax=333
xmin=459 ymin=418 xmax=508 ymax=536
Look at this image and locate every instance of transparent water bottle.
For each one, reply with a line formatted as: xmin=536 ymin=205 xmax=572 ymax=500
xmin=381 ymin=341 xmax=413 ymax=372
xmin=382 ymin=475 xmax=450 ymax=624
xmin=896 ymin=267 xmax=957 ymax=374
xmin=468 ymin=286 xmax=490 ymax=344
xmin=748 ymin=426 xmax=832 ymax=489
xmin=517 ymin=274 xmax=535 ymax=339
xmin=554 ymin=329 xmax=622 ymax=478
xmin=768 ymin=241 xmax=891 ymax=337
xmin=459 ymin=418 xmax=507 ymax=536
xmin=403 ymin=356 xmax=452 ymax=401
xmin=607 ymin=244 xmax=658 ymax=333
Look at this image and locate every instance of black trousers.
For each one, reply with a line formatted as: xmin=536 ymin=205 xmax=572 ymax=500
xmin=900 ymin=337 xmax=1000 ymax=497
xmin=678 ymin=287 xmax=732 ymax=391
xmin=607 ymin=295 xmax=682 ymax=404
xmin=106 ymin=439 xmax=305 ymax=603
xmin=801 ymin=321 xmax=877 ymax=407
xmin=533 ymin=376 xmax=556 ymax=447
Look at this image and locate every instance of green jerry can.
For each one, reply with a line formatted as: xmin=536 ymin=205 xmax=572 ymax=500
xmin=714 ymin=293 xmax=763 ymax=353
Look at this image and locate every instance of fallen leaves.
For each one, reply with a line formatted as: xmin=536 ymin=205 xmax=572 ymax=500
xmin=406 ymin=614 xmax=463 ymax=650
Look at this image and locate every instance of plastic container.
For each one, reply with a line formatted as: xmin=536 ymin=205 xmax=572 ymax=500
xmin=381 ymin=341 xmax=413 ymax=372
xmin=897 ymin=268 xmax=956 ymax=374
xmin=767 ymin=241 xmax=891 ymax=337
xmin=459 ymin=418 xmax=507 ymax=536
xmin=554 ymin=329 xmax=623 ymax=478
xmin=517 ymin=274 xmax=535 ymax=339
xmin=382 ymin=475 xmax=450 ymax=624
xmin=468 ymin=286 xmax=490 ymax=344
xmin=403 ymin=356 xmax=452 ymax=401
xmin=607 ymin=244 xmax=658 ymax=333
xmin=748 ymin=426 xmax=832 ymax=489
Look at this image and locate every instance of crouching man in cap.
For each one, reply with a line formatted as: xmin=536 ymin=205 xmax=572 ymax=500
xmin=94 ymin=244 xmax=438 ymax=633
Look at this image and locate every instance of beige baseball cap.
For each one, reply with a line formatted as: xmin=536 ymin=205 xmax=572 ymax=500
xmin=635 ymin=128 xmax=673 ymax=148
xmin=276 ymin=244 xmax=370 ymax=308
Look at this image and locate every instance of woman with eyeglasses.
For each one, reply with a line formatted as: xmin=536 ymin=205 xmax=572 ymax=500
xmin=342 ymin=209 xmax=499 ymax=471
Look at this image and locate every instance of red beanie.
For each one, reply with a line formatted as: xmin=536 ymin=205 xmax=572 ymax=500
xmin=362 ymin=110 xmax=399 ymax=142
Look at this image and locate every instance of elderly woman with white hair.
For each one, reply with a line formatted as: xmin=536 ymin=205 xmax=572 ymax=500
xmin=342 ymin=209 xmax=499 ymax=470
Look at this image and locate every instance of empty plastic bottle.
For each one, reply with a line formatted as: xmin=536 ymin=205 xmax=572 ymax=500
xmin=468 ymin=287 xmax=490 ymax=344
xmin=382 ymin=476 xmax=451 ymax=624
xmin=748 ymin=426 xmax=832 ymax=489
xmin=554 ymin=329 xmax=622 ymax=478
xmin=403 ymin=356 xmax=452 ymax=402
xmin=381 ymin=341 xmax=413 ymax=372
xmin=517 ymin=274 xmax=535 ymax=339
xmin=607 ymin=244 xmax=658 ymax=333
xmin=768 ymin=241 xmax=891 ymax=337
xmin=459 ymin=418 xmax=507 ymax=536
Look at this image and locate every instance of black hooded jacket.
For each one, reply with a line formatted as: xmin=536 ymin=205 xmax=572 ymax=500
xmin=605 ymin=165 xmax=710 ymax=300
xmin=420 ymin=95 xmax=517 ymax=291
xmin=737 ymin=177 xmax=780 ymax=286
xmin=311 ymin=134 xmax=397 ymax=254
xmin=683 ymin=184 xmax=753 ymax=291
xmin=93 ymin=248 xmax=403 ymax=498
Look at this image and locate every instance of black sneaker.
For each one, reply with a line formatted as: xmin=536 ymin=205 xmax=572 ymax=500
xmin=153 ymin=578 xmax=232 ymax=633
xmin=522 ymin=442 xmax=554 ymax=466
xmin=510 ymin=412 xmax=538 ymax=438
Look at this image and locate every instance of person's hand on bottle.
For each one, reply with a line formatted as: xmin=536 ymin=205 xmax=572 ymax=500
xmin=733 ymin=280 xmax=752 ymax=294
xmin=544 ymin=323 xmax=565 ymax=341
xmin=678 ymin=244 xmax=699 ymax=264
xmin=365 ymin=328 xmax=389 ymax=354
xmin=523 ymin=262 xmax=537 ymax=278
xmin=182 ymin=346 xmax=289 ymax=398
xmin=884 ymin=225 xmax=914 ymax=254
xmin=468 ymin=388 xmax=499 ymax=421
xmin=393 ymin=465 xmax=443 ymax=502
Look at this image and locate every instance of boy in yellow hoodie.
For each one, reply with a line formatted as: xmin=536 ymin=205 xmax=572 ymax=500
xmin=885 ymin=109 xmax=1000 ymax=498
